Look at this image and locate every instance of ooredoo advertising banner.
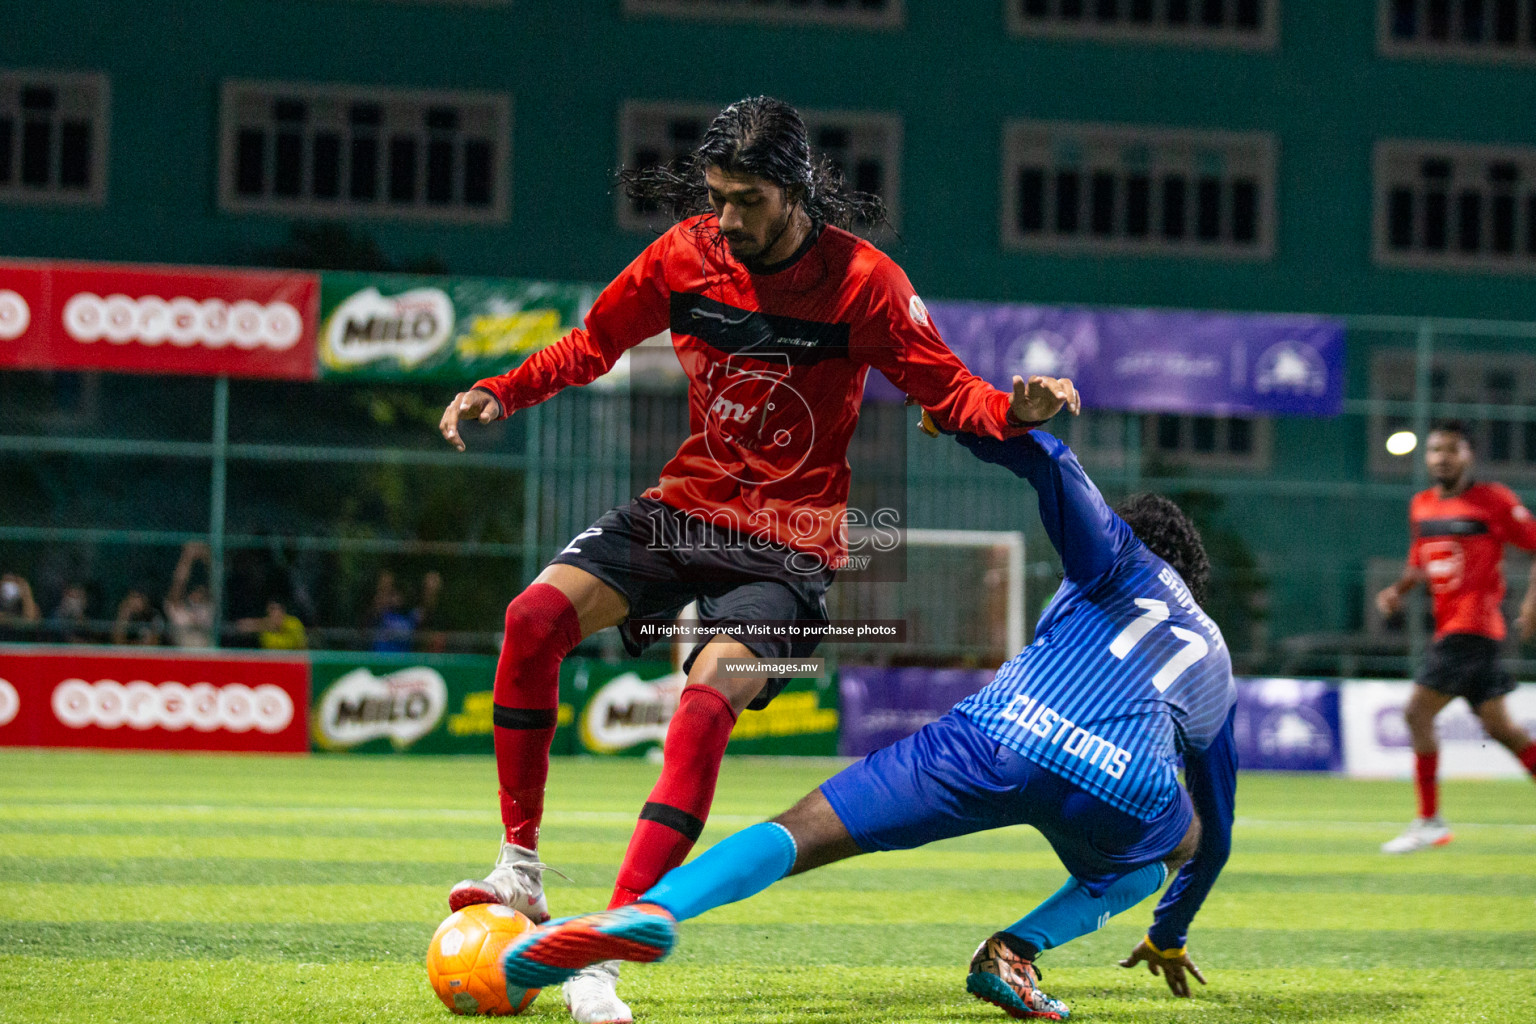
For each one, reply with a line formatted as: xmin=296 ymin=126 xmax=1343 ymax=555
xmin=0 ymin=260 xmax=318 ymax=379
xmin=1342 ymin=680 xmax=1536 ymax=779
xmin=0 ymin=262 xmax=46 ymax=352
xmin=0 ymin=649 xmax=309 ymax=753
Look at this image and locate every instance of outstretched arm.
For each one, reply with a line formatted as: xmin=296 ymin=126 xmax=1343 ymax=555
xmin=1148 ymin=706 xmax=1237 ymax=952
xmin=441 ymin=234 xmax=671 ymax=449
xmin=1374 ymin=564 xmax=1424 ymax=620
xmin=954 ymin=428 xmax=1124 ymax=585
xmin=853 ymin=257 xmax=1054 ymax=440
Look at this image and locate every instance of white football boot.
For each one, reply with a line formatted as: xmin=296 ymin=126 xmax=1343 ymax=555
xmin=1381 ymin=817 xmax=1454 ymax=854
xmin=448 ymin=841 xmax=552 ymax=922
xmin=562 ymin=960 xmax=632 ymax=1024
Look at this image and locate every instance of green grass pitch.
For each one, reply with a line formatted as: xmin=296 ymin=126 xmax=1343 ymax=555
xmin=2 ymin=749 xmax=1533 ymax=1023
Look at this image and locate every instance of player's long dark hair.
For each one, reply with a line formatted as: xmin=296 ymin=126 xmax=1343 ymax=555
xmin=1115 ymin=494 xmax=1212 ymax=605
xmin=617 ymin=96 xmax=888 ymax=234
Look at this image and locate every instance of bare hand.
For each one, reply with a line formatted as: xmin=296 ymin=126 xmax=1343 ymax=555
xmin=439 ymin=390 xmax=503 ymax=452
xmin=1518 ymin=603 xmax=1536 ymax=644
xmin=1009 ymin=375 xmax=1081 ymax=425
xmin=1375 ymin=586 xmax=1404 ymax=619
xmin=1119 ymin=939 xmax=1206 ymax=998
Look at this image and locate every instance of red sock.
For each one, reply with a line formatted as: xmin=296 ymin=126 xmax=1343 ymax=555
xmin=1415 ymin=751 xmax=1439 ymax=820
xmin=492 ymin=584 xmax=582 ymax=850
xmin=1518 ymin=743 xmax=1536 ymax=779
xmin=609 ymin=685 xmax=738 ymax=908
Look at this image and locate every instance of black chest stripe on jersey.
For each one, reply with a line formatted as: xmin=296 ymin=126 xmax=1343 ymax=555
xmin=1416 ymin=517 xmax=1491 ymax=538
xmin=670 ymin=293 xmax=851 ymax=366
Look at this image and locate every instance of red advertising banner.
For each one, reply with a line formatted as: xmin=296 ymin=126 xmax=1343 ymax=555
xmin=0 ymin=260 xmax=319 ymax=379
xmin=0 ymin=649 xmax=310 ymax=753
xmin=0 ymin=261 xmax=47 ymax=352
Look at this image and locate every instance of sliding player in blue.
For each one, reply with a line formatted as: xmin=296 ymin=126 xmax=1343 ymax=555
xmin=503 ymin=414 xmax=1238 ymax=1021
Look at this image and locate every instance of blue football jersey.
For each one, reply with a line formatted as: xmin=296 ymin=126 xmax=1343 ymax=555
xmin=953 ymin=430 xmax=1236 ymax=821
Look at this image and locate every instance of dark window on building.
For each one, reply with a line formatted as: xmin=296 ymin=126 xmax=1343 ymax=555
xmin=1055 ymin=170 xmax=1081 ymax=233
xmin=1091 ymin=171 xmax=1116 ymax=235
xmin=223 ymin=86 xmax=506 ymax=219
xmin=1387 ymin=0 xmax=1536 ymax=54
xmin=59 ymin=121 xmax=91 ymax=188
xmin=1196 ymin=176 xmax=1222 ymax=239
xmin=1019 ymin=168 xmax=1045 ymax=232
xmin=0 ymin=73 xmax=105 ymax=202
xmin=463 ymin=139 xmax=494 ymax=206
xmin=235 ymin=130 xmax=265 ymax=196
xmin=1014 ymin=0 xmax=1266 ymax=37
xmin=1007 ymin=125 xmax=1269 ymax=255
xmin=1379 ymin=144 xmax=1536 ymax=269
xmin=1162 ymin=175 xmax=1187 ymax=239
xmin=0 ymin=118 xmax=12 ymax=184
xmin=1157 ymin=415 xmax=1182 ymax=450
xmin=1126 ymin=174 xmax=1151 ymax=236
xmin=312 ymin=132 xmax=341 ymax=199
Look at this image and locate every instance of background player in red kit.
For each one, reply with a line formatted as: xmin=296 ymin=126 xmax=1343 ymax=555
xmin=1376 ymin=422 xmax=1536 ymax=854
xmin=437 ymin=96 xmax=1079 ymax=1023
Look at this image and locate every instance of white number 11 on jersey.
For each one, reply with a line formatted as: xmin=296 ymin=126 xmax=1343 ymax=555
xmin=1108 ymin=598 xmax=1209 ymax=693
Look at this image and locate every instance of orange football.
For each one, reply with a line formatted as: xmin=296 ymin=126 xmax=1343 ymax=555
xmin=425 ymin=904 xmax=541 ymax=1015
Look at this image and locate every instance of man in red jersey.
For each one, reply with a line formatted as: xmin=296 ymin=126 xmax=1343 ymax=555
xmin=436 ymin=96 xmax=1080 ymax=1023
xmin=1375 ymin=422 xmax=1536 ymax=854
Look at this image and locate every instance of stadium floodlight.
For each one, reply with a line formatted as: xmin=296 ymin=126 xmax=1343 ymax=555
xmin=1386 ymin=431 xmax=1418 ymax=456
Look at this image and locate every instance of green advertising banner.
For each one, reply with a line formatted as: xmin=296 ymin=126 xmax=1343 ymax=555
xmin=308 ymin=653 xmax=578 ymax=755
xmin=316 ymin=272 xmax=597 ymax=380
xmin=568 ymin=657 xmax=840 ymax=758
xmin=307 ymin=653 xmax=838 ymax=757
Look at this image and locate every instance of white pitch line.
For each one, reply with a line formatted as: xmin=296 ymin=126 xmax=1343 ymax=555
xmin=0 ymin=802 xmax=765 ymax=824
xmin=3 ymin=803 xmax=1534 ymax=832
xmin=1234 ymin=817 xmax=1536 ymax=833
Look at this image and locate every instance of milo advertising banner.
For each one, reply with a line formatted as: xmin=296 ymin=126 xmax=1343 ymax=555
xmin=308 ymin=653 xmax=836 ymax=756
xmin=570 ymin=658 xmax=839 ymax=758
xmin=317 ymin=273 xmax=597 ymax=380
xmin=308 ymin=653 xmax=578 ymax=755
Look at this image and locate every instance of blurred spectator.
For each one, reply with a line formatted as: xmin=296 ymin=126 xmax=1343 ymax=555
xmin=164 ymin=541 xmax=215 ymax=648
xmin=0 ymin=573 xmax=41 ymax=641
xmin=225 ymin=543 xmax=283 ymax=624
xmin=236 ymin=599 xmax=307 ymax=650
xmin=112 ymin=588 xmax=165 ymax=646
xmin=49 ymin=583 xmax=96 ymax=644
xmin=369 ymin=570 xmax=441 ymax=652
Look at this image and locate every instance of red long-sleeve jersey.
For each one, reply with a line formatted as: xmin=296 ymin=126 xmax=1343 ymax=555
xmin=474 ymin=216 xmax=1029 ymax=565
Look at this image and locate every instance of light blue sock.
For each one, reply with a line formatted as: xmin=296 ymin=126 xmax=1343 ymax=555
xmin=1005 ymin=861 xmax=1168 ymax=953
xmin=638 ymin=822 xmax=797 ymax=923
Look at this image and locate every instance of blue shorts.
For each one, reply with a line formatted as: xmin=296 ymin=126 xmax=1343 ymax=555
xmin=820 ymin=711 xmax=1193 ymax=896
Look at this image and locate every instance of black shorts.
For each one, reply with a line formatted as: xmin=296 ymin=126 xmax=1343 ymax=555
xmin=1419 ymin=634 xmax=1516 ymax=707
xmin=549 ymin=497 xmax=831 ymax=711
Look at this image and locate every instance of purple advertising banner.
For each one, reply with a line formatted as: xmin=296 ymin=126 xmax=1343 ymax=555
xmin=1232 ymin=678 xmax=1342 ymax=772
xmin=837 ymin=666 xmax=992 ymax=757
xmin=867 ymin=303 xmax=1345 ymax=417
xmin=839 ymin=668 xmax=1343 ymax=771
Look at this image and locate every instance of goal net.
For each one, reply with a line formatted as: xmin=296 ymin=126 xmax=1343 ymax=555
xmin=824 ymin=528 xmax=1025 ymax=667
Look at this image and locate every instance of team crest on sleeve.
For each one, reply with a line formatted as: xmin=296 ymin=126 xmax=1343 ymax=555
xmin=908 ymin=294 xmax=929 ymax=327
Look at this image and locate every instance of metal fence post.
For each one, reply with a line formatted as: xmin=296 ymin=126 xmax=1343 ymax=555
xmin=1408 ymin=321 xmax=1434 ymax=671
xmin=521 ymin=404 xmax=542 ymax=589
xmin=209 ymin=376 xmax=229 ymax=648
